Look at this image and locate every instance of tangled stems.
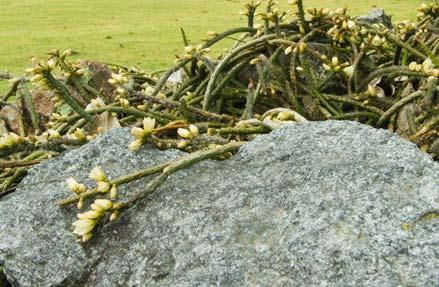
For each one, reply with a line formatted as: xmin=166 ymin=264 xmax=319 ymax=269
xmin=42 ymin=70 xmax=94 ymax=123
xmin=150 ymin=27 xmax=257 ymax=99
xmin=203 ymin=34 xmax=278 ymax=111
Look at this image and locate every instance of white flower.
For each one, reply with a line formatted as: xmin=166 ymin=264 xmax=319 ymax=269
xmin=189 ymin=125 xmax=199 ymax=137
xmin=343 ymin=65 xmax=355 ymax=77
xmin=89 ymin=167 xmax=107 ymax=182
xmin=347 ymin=20 xmax=356 ymax=30
xmin=177 ymin=128 xmax=192 ymax=139
xmin=422 ymin=58 xmax=434 ymax=72
xmin=66 ymin=177 xmax=79 ymax=191
xmin=144 ymin=86 xmax=154 ymax=95
xmin=86 ymin=97 xmax=106 ymax=111
xmin=47 ymin=59 xmax=56 ymax=69
xmin=119 ymin=98 xmax=129 ymax=108
xmin=184 ymin=45 xmax=196 ymax=53
xmin=66 ymin=177 xmax=86 ymax=194
xmin=143 ymin=118 xmax=156 ymax=134
xmin=372 ymin=35 xmax=382 ymax=47
xmin=131 ymin=127 xmax=145 ymax=139
xmin=72 ymin=219 xmax=96 ymax=236
xmin=322 ymin=64 xmax=332 ymax=72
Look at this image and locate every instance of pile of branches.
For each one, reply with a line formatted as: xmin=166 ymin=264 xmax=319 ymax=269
xmin=1 ymin=0 xmax=439 ymax=241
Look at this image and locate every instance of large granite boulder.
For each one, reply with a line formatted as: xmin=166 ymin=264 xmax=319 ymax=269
xmin=1 ymin=121 xmax=439 ymax=286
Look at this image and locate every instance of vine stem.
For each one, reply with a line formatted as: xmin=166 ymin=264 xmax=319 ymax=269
xmin=376 ymin=90 xmax=424 ymax=127
xmin=57 ymin=141 xmax=245 ymax=207
xmin=121 ymin=141 xmax=245 ymax=210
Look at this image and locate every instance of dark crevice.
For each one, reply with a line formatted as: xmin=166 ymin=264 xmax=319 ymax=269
xmin=1 ymin=267 xmax=12 ymax=287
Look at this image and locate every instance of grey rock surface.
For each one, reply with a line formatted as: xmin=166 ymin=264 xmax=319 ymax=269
xmin=357 ymin=8 xmax=393 ymax=28
xmin=2 ymin=121 xmax=439 ymax=286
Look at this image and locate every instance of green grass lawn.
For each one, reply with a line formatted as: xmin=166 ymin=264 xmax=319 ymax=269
xmin=0 ymin=0 xmax=432 ymax=80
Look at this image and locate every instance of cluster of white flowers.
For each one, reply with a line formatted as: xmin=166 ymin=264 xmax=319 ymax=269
xmin=65 ymin=165 xmax=123 ymax=242
xmin=72 ymin=198 xmax=122 ymax=242
xmin=129 ymin=117 xmax=156 ymax=151
xmin=108 ymin=72 xmax=129 ymax=86
xmin=417 ymin=2 xmax=439 ymax=18
xmin=322 ymin=56 xmax=352 ymax=76
xmin=408 ymin=58 xmax=439 ymax=79
xmin=176 ymin=124 xmax=200 ymax=149
xmin=284 ymin=42 xmax=307 ymax=55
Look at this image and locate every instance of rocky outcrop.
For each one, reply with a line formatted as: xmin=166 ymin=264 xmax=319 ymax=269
xmin=1 ymin=121 xmax=439 ymax=286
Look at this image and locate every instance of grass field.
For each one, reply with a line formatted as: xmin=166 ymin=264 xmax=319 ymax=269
xmin=0 ymin=0 xmax=433 ymax=79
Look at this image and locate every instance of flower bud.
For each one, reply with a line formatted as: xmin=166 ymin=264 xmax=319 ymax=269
xmin=177 ymin=128 xmax=192 ymax=139
xmin=110 ymin=185 xmax=118 ymax=199
xmin=189 ymin=125 xmax=199 ymax=137
xmin=82 ymin=233 xmax=93 ymax=242
xmin=89 ymin=167 xmax=107 ymax=182
xmin=72 ymin=219 xmax=96 ymax=236
xmin=77 ymin=198 xmax=84 ymax=209
xmin=110 ymin=211 xmax=120 ymax=222
xmin=128 ymin=139 xmax=143 ymax=151
xmin=97 ymin=181 xmax=111 ymax=193
xmin=112 ymin=202 xmax=124 ymax=210
xmin=94 ymin=199 xmax=113 ymax=211
xmin=77 ymin=210 xmax=102 ymax=219
xmin=131 ymin=127 xmax=145 ymax=139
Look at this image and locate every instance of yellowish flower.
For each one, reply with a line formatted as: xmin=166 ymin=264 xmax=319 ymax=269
xmin=97 ymin=181 xmax=111 ymax=193
xmin=143 ymin=117 xmax=156 ymax=134
xmin=284 ymin=45 xmax=293 ymax=55
xmin=91 ymin=203 xmax=104 ymax=212
xmin=189 ymin=125 xmax=199 ymax=137
xmin=110 ymin=211 xmax=120 ymax=222
xmin=343 ymin=65 xmax=355 ymax=77
xmin=177 ymin=140 xmax=189 ymax=149
xmin=94 ymin=199 xmax=113 ymax=211
xmin=72 ymin=219 xmax=96 ymax=236
xmin=72 ymin=128 xmax=86 ymax=141
xmin=77 ymin=210 xmax=102 ymax=219
xmin=110 ymin=185 xmax=118 ymax=199
xmin=130 ymin=127 xmax=145 ymax=139
xmin=128 ymin=139 xmax=143 ymax=151
xmin=82 ymin=233 xmax=93 ymax=242
xmin=177 ymin=128 xmax=192 ymax=139
xmin=66 ymin=177 xmax=86 ymax=194
xmin=89 ymin=167 xmax=107 ymax=182
xmin=77 ymin=198 xmax=84 ymax=209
